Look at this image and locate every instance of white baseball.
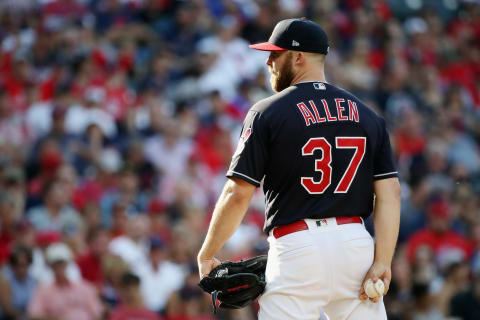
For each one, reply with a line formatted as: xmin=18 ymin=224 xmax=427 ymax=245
xmin=364 ymin=279 xmax=385 ymax=298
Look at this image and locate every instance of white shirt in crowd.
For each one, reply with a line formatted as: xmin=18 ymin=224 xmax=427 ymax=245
xmin=26 ymin=102 xmax=117 ymax=138
xmin=108 ymin=235 xmax=149 ymax=270
xmin=66 ymin=104 xmax=117 ymax=138
xmin=134 ymin=261 xmax=186 ymax=312
xmin=143 ymin=135 xmax=192 ymax=178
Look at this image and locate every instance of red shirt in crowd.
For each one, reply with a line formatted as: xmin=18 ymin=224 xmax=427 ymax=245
xmin=166 ymin=316 xmax=213 ymax=320
xmin=109 ymin=306 xmax=163 ymax=320
xmin=76 ymin=251 xmax=104 ymax=287
xmin=395 ymin=131 xmax=426 ymax=157
xmin=406 ymin=229 xmax=474 ymax=263
xmin=0 ymin=231 xmax=13 ymax=266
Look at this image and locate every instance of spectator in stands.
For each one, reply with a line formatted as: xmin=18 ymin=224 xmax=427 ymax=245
xmin=109 ymin=215 xmax=150 ymax=269
xmin=109 ymin=201 xmax=130 ymax=239
xmin=1 ymin=166 xmax=26 ymax=220
xmin=109 ymin=272 xmax=162 ymax=320
xmin=100 ymin=254 xmax=130 ymax=311
xmin=165 ymin=266 xmax=213 ymax=320
xmin=450 ymin=273 xmax=480 ymax=320
xmin=65 ymin=87 xmax=117 ymax=139
xmin=410 ymin=281 xmax=444 ymax=320
xmin=28 ymin=179 xmax=83 ymax=234
xmin=148 ymin=199 xmax=172 ymax=243
xmin=135 ymin=236 xmax=185 ymax=313
xmin=406 ymin=198 xmax=474 ymax=270
xmin=434 ymin=262 xmax=470 ymax=315
xmin=0 ymin=90 xmax=31 ymax=148
xmin=0 ymin=245 xmax=35 ymax=319
xmin=76 ymin=226 xmax=110 ymax=288
xmin=28 ymin=242 xmax=103 ymax=320
xmin=124 ymin=139 xmax=156 ymax=192
xmin=399 ymin=179 xmax=431 ymax=242
xmin=100 ymin=167 xmax=145 ymax=227
xmin=31 ymin=104 xmax=81 ymax=165
xmin=0 ymin=193 xmax=16 ymax=266
xmin=29 ymin=231 xmax=82 ymax=284
xmin=26 ymin=146 xmax=64 ymax=208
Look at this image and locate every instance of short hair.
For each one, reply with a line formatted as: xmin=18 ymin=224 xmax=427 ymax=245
xmin=411 ymin=281 xmax=429 ymax=299
xmin=86 ymin=226 xmax=108 ymax=243
xmin=9 ymin=245 xmax=33 ymax=266
xmin=305 ymin=52 xmax=326 ymax=63
xmin=121 ymin=272 xmax=140 ymax=287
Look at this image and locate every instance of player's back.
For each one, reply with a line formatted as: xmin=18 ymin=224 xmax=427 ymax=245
xmin=242 ymin=81 xmax=397 ymax=233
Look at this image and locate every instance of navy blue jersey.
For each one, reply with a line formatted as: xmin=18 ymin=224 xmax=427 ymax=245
xmin=227 ymin=81 xmax=398 ymax=234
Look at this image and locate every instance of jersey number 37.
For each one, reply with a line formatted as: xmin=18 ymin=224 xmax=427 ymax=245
xmin=301 ymin=137 xmax=366 ymax=194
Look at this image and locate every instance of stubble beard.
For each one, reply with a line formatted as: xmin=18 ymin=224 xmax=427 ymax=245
xmin=270 ymin=57 xmax=294 ymax=92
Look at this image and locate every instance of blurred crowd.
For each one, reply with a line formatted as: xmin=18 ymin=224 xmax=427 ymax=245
xmin=0 ymin=0 xmax=479 ymax=319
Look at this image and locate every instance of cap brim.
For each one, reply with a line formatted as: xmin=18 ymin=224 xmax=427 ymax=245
xmin=248 ymin=42 xmax=286 ymax=51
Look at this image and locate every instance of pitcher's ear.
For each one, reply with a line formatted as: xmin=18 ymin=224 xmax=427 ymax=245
xmin=294 ymin=51 xmax=306 ymax=65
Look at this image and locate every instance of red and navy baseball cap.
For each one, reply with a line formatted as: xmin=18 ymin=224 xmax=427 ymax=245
xmin=249 ymin=18 xmax=329 ymax=54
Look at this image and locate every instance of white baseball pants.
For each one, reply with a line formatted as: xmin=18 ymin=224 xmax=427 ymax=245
xmin=258 ymin=218 xmax=387 ymax=320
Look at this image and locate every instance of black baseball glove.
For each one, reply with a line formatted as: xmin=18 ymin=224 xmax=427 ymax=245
xmin=198 ymin=255 xmax=268 ymax=313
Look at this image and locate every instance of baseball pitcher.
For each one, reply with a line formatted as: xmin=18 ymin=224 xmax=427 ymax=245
xmin=198 ymin=18 xmax=401 ymax=320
